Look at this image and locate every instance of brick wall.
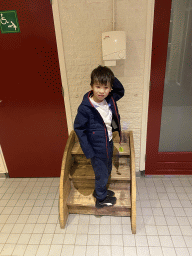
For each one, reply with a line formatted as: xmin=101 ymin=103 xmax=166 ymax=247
xmin=57 ymin=0 xmax=150 ymax=172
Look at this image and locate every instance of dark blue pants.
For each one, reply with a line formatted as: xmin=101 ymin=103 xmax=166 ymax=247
xmin=91 ymin=139 xmax=114 ymax=201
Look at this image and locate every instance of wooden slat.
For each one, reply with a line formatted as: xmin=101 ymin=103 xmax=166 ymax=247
xmin=59 ymin=178 xmax=71 ymax=228
xmin=71 ymin=142 xmax=130 ymax=156
xmin=129 ymin=131 xmax=136 ymax=234
xmin=59 ymin=130 xmax=75 ymax=229
xmin=70 ymin=162 xmax=130 ymax=182
xmin=74 ymin=130 xmax=128 ymax=143
xmin=67 ymin=186 xmax=131 ymax=216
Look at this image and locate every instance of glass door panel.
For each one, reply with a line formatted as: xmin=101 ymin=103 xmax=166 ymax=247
xmin=159 ymin=0 xmax=192 ymax=152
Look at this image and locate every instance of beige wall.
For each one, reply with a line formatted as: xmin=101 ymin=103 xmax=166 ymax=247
xmin=52 ymin=0 xmax=155 ymax=173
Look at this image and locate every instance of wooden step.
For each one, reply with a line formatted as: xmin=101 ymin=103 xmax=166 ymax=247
xmin=67 ymin=185 xmax=131 ymax=216
xmin=71 ymin=142 xmax=130 ymax=156
xmin=70 ymin=162 xmax=130 ymax=182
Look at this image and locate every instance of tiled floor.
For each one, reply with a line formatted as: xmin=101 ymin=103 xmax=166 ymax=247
xmin=0 ymin=176 xmax=192 ymax=256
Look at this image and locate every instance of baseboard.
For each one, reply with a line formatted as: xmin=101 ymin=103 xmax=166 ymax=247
xmin=0 ymin=173 xmax=8 ymax=179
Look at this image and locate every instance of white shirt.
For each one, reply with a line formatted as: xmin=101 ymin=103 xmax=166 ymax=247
xmin=89 ymin=96 xmax=113 ymax=141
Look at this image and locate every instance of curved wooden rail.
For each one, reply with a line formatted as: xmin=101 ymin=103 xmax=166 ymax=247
xmin=129 ymin=131 xmax=136 ymax=234
xmin=59 ymin=130 xmax=76 ymax=228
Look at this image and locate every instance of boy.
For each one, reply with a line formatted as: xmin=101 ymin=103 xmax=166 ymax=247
xmin=74 ymin=65 xmax=124 ymax=208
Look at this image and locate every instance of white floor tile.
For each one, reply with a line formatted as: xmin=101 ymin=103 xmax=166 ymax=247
xmin=157 ymin=226 xmax=170 ymax=236
xmin=86 ymin=246 xmax=99 ymax=256
xmin=159 ymin=235 xmax=174 ymax=247
xmin=64 ymin=234 xmax=76 ymax=245
xmin=136 ymin=246 xmax=150 ymax=256
xmin=149 ymin=246 xmax=163 ymax=256
xmin=12 ymin=244 xmax=27 ymax=256
xmin=22 ymin=223 xmax=35 ymax=234
xmin=145 ymin=225 xmax=158 ymax=235
xmin=154 ymin=216 xmax=167 ymax=226
xmin=44 ymin=223 xmax=57 ymax=233
xmin=123 ymin=234 xmax=136 ymax=246
xmin=100 ymin=216 xmax=111 ymax=225
xmin=99 ymin=245 xmax=111 ymax=256
xmin=175 ymin=247 xmax=190 ymax=256
xmin=40 ymin=234 xmax=53 ymax=244
xmin=61 ymin=245 xmax=74 ymax=256
xmin=6 ymin=233 xmax=20 ymax=244
xmin=67 ymin=214 xmax=80 ymax=225
xmin=111 ymin=216 xmax=122 ymax=225
xmin=75 ymin=234 xmax=88 ymax=245
xmin=89 ymin=215 xmax=101 ymax=225
xmin=183 ymin=236 xmax=192 ymax=247
xmin=24 ymin=244 xmax=38 ymax=256
xmin=37 ymin=214 xmax=49 ymax=224
xmin=0 ymin=214 xmax=9 ymax=223
xmin=168 ymin=226 xmax=182 ymax=236
xmin=124 ymin=247 xmax=137 ymax=256
xmin=1 ymin=223 xmax=14 ymax=233
xmin=111 ymin=234 xmax=123 ymax=246
xmin=55 ymin=223 xmax=66 ymax=234
xmin=28 ymin=234 xmax=42 ymax=244
xmin=87 ymin=234 xmax=99 ymax=246
xmin=0 ymin=243 xmax=15 ymax=255
xmin=48 ymin=244 xmax=62 ymax=256
xmin=162 ymin=247 xmax=177 ymax=256
xmin=88 ymin=224 xmax=100 ymax=234
xmin=33 ymin=223 xmax=46 ymax=233
xmin=171 ymin=236 xmax=187 ymax=247
xmin=165 ymin=216 xmax=179 ymax=226
xmin=147 ymin=235 xmax=160 ymax=246
xmin=173 ymin=208 xmax=186 ymax=217
xmin=100 ymin=225 xmax=110 ymax=234
xmin=135 ymin=235 xmax=148 ymax=247
xmin=111 ymin=224 xmax=122 ymax=234
xmin=99 ymin=234 xmax=110 ymax=245
xmin=66 ymin=224 xmax=78 ymax=234
xmin=73 ymin=245 xmax=86 ymax=256
xmin=188 ymin=248 xmax=192 ymax=256
xmin=135 ymin=224 xmax=146 ymax=235
xmin=184 ymin=208 xmax=192 ymax=217
xmin=122 ymin=224 xmax=132 ymax=234
xmin=17 ymin=233 xmax=31 ymax=244
xmin=111 ymin=246 xmax=124 ymax=256
xmin=180 ymin=225 xmax=192 ymax=236
xmin=77 ymin=225 xmax=89 ymax=234
xmin=79 ymin=215 xmax=90 ymax=225
xmin=52 ymin=233 xmax=65 ymax=244
xmin=26 ymin=215 xmax=39 ymax=224
xmin=11 ymin=223 xmax=25 ymax=233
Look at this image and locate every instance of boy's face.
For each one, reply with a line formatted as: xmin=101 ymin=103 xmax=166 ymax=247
xmin=91 ymin=81 xmax=112 ymax=103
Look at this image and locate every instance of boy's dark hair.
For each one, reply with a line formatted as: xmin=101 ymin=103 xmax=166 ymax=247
xmin=90 ymin=65 xmax=114 ymax=87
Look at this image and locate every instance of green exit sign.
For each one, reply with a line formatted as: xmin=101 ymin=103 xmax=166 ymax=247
xmin=0 ymin=10 xmax=20 ymax=34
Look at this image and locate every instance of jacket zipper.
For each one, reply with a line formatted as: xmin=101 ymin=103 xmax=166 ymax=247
xmin=88 ymin=93 xmax=121 ymax=159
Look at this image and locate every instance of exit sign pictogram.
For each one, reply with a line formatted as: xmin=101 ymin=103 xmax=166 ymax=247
xmin=0 ymin=10 xmax=20 ymax=34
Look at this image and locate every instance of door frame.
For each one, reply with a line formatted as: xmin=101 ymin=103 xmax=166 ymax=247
xmin=145 ymin=0 xmax=192 ymax=175
xmin=51 ymin=0 xmax=73 ymax=135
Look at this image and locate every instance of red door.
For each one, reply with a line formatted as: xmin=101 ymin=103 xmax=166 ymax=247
xmin=0 ymin=0 xmax=68 ymax=177
xmin=145 ymin=0 xmax=192 ymax=175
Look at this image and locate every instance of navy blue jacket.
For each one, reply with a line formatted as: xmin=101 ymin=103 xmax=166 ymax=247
xmin=74 ymin=77 xmax=124 ymax=160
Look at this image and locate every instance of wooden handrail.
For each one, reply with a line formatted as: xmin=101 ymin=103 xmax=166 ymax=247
xmin=129 ymin=131 xmax=136 ymax=234
xmin=59 ymin=130 xmax=76 ymax=228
